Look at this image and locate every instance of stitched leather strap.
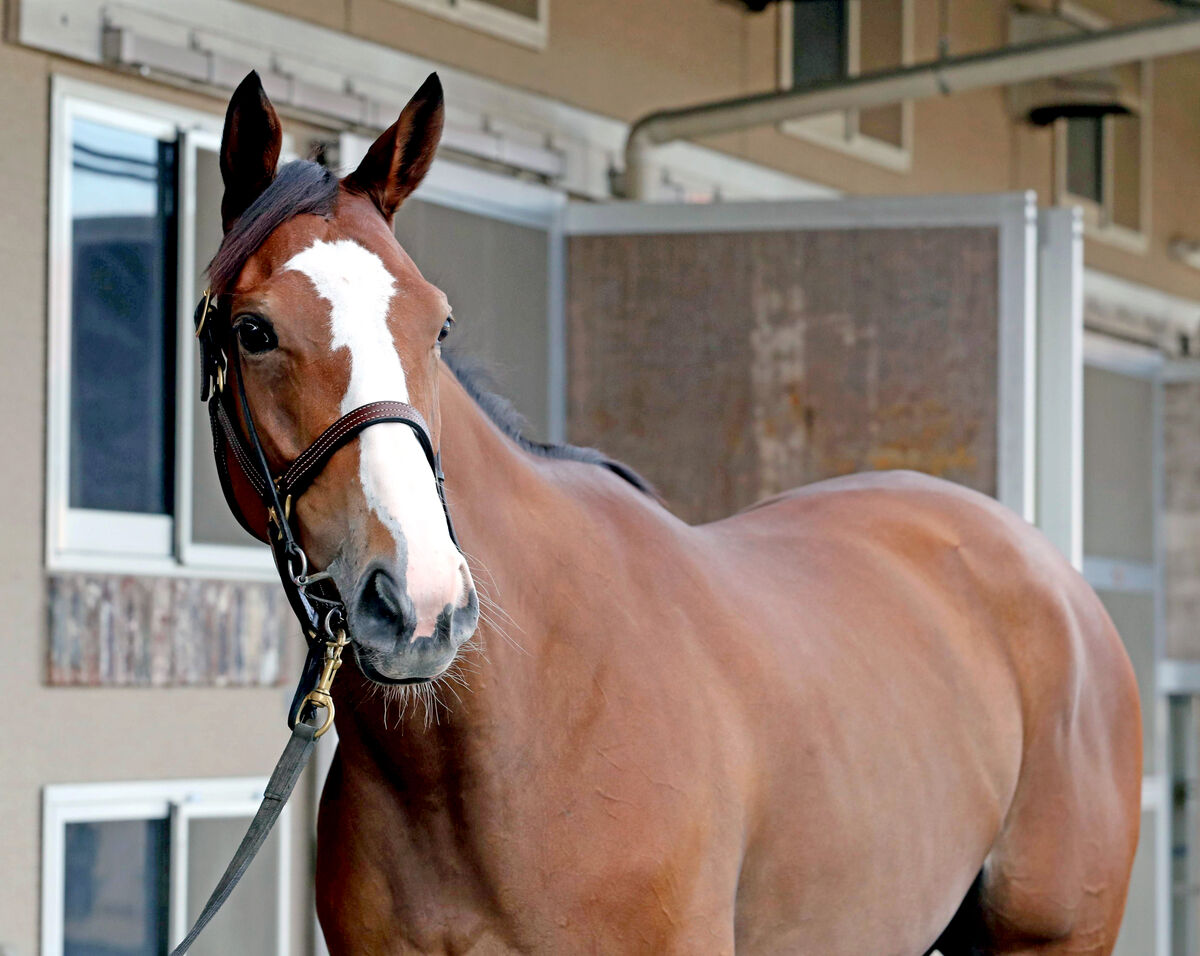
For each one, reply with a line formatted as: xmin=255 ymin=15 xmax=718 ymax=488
xmin=277 ymin=400 xmax=434 ymax=499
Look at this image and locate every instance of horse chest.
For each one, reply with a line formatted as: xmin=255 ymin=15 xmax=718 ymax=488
xmin=317 ymin=732 xmax=745 ymax=954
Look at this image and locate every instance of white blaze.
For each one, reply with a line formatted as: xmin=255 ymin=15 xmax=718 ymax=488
xmin=284 ymin=238 xmax=462 ymax=636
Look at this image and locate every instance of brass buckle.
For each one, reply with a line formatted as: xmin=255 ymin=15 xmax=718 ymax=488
xmin=301 ymin=628 xmax=350 ymax=738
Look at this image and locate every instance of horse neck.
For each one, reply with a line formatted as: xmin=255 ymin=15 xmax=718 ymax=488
xmin=334 ymin=363 xmax=643 ymax=776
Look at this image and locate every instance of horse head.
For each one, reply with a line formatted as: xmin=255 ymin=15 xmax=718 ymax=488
xmin=210 ymin=71 xmax=478 ymax=685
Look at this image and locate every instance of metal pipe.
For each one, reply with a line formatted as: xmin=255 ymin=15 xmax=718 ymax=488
xmin=624 ymin=11 xmax=1200 ymax=197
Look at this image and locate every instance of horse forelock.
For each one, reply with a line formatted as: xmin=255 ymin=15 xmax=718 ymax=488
xmin=208 ymin=160 xmax=339 ymax=292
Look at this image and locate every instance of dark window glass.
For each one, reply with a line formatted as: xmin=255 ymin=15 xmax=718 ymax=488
xmin=1066 ymin=116 xmax=1104 ymax=204
xmin=791 ymin=0 xmax=848 ymax=88
xmin=63 ymin=818 xmax=170 ymax=955
xmin=69 ymin=118 xmax=177 ymax=514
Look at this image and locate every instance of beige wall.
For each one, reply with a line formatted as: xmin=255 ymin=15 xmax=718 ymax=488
xmin=0 ymin=20 xmax=322 ymax=956
xmin=231 ymin=0 xmax=1200 ymax=303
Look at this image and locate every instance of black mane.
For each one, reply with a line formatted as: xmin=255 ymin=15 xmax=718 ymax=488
xmin=209 ymin=160 xmax=339 ymax=292
xmin=442 ymin=350 xmax=656 ymax=498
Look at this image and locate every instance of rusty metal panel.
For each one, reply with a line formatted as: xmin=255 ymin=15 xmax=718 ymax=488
xmin=47 ymin=573 xmax=294 ymax=686
xmin=1165 ymin=380 xmax=1200 ymax=659
xmin=568 ymin=227 xmax=1000 ymax=524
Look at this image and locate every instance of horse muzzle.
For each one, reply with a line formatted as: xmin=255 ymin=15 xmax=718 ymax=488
xmin=347 ymin=562 xmax=479 ymax=683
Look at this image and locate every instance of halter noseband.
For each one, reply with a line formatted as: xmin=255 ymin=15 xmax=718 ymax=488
xmin=194 ymin=288 xmax=459 ymax=733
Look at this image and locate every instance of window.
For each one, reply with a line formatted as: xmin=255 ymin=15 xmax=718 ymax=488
xmin=383 ymin=0 xmax=547 ymax=49
xmin=777 ymin=0 xmax=913 ymax=171
xmin=47 ymin=78 xmax=275 ymax=576
xmin=1033 ymin=4 xmax=1152 ymax=250
xmin=1058 ymin=67 xmax=1150 ymax=250
xmin=42 ymin=779 xmax=291 ymax=956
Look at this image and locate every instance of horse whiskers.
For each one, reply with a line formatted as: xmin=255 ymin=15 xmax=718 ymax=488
xmin=473 ymin=592 xmax=524 ymax=656
xmin=460 ymin=549 xmax=525 ymax=653
xmin=365 ymin=657 xmax=482 ymax=731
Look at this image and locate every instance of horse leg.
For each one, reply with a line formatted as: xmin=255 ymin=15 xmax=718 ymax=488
xmin=928 ymin=856 xmax=1130 ymax=956
xmin=931 ymin=599 xmax=1140 ymax=956
xmin=927 ymin=873 xmax=988 ymax=956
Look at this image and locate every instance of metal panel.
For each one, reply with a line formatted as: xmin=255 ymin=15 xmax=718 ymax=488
xmin=565 ymin=194 xmax=1037 ymax=525
xmin=1083 ymin=366 xmax=1156 ymax=565
xmin=1164 ymin=379 xmax=1200 ymax=661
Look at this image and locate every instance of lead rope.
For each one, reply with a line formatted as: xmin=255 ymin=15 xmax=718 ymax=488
xmin=168 ymin=629 xmax=347 ymax=956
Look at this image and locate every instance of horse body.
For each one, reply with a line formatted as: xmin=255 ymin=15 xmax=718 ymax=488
xmin=204 ymin=71 xmax=1141 ymax=954
xmin=316 ymin=371 xmax=1141 ymax=955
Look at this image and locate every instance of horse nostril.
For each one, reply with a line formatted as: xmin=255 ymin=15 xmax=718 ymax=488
xmin=358 ymin=567 xmax=406 ymax=628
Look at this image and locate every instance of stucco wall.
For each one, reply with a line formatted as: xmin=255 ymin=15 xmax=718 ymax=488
xmin=226 ymin=0 xmax=1200 ymax=304
xmin=0 ymin=27 xmax=322 ymax=956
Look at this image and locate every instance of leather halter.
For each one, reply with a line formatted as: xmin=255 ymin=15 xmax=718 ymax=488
xmin=193 ymin=288 xmax=459 ymax=729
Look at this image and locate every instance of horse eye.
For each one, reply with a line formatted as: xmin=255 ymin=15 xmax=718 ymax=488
xmin=438 ymin=316 xmax=455 ymax=342
xmin=234 ymin=314 xmax=278 ymax=354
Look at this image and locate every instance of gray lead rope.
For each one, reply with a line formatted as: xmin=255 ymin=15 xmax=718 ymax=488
xmin=169 ymin=717 xmax=320 ymax=955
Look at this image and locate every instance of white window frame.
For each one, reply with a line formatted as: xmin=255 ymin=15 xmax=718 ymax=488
xmin=776 ymin=0 xmax=914 ymax=173
xmin=46 ymin=76 xmax=275 ymax=579
xmin=382 ymin=0 xmax=548 ymax=50
xmin=1050 ymin=3 xmax=1152 ymax=254
xmin=41 ymin=777 xmax=291 ymax=956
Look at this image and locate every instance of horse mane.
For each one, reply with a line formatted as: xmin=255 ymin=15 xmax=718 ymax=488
xmin=209 ymin=160 xmax=339 ymax=292
xmin=442 ymin=349 xmax=657 ymax=499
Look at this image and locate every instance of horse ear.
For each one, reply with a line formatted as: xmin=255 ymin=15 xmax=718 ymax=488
xmin=343 ymin=73 xmax=444 ymax=222
xmin=220 ymin=71 xmax=282 ymax=233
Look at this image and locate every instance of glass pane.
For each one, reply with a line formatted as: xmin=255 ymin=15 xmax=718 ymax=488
xmin=792 ymin=0 xmax=847 ymax=87
xmin=1114 ymin=807 xmax=1158 ymax=956
xmin=1083 ymin=366 xmax=1155 ymax=564
xmin=1112 ymin=113 xmax=1142 ymax=232
xmin=394 ymin=199 xmax=551 ymax=440
xmin=185 ymin=816 xmax=280 ymax=956
xmin=1066 ymin=116 xmax=1104 ymax=204
xmin=63 ymin=818 xmax=169 ymax=956
xmin=69 ymin=118 xmax=177 ymax=514
xmin=1098 ymin=590 xmax=1157 ymax=776
xmin=477 ymin=0 xmax=538 ymax=18
xmin=190 ymin=144 xmax=256 ymax=547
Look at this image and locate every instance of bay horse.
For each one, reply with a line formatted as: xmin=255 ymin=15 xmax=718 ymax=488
xmin=209 ymin=72 xmax=1141 ymax=954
